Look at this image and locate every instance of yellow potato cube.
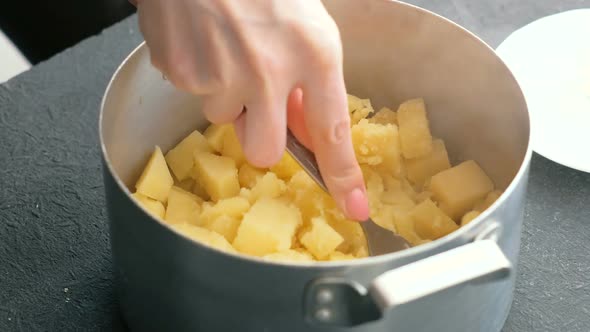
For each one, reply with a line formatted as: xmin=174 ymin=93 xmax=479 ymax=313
xmin=172 ymin=223 xmax=236 ymax=253
xmin=165 ymin=186 xmax=202 ymax=225
xmin=221 ymin=126 xmax=246 ymax=166
xmin=354 ymin=246 xmax=369 ymax=258
xmin=270 ymin=152 xmax=302 ymax=180
xmin=429 ymin=160 xmax=494 ymax=220
xmin=204 ymin=124 xmax=231 ymax=152
xmin=380 ymin=188 xmax=415 ymax=211
xmin=238 ymin=187 xmax=253 ymax=201
xmin=461 ymin=210 xmax=481 ymax=226
xmin=300 ymin=217 xmax=344 ymax=260
xmin=369 ymin=107 xmax=397 ymax=125
xmin=165 ymin=131 xmax=213 ymax=181
xmin=198 ymin=196 xmax=250 ymax=226
xmin=397 ymin=98 xmax=433 ymax=159
xmin=351 ymin=107 xmax=374 ymax=125
xmin=328 ymin=251 xmax=356 ymax=261
xmin=263 ymin=249 xmax=314 ymax=263
xmin=135 ymin=146 xmax=174 ymax=203
xmin=325 ymin=211 xmax=366 ymax=255
xmin=371 ymin=204 xmax=398 ymax=232
xmin=177 ymin=178 xmax=195 ymax=192
xmin=287 ymin=171 xmax=333 ymax=222
xmin=364 ymin=167 xmax=385 ymax=217
xmin=404 ymin=139 xmax=451 ymax=186
xmin=410 ymin=199 xmax=458 ymax=240
xmin=249 ymin=172 xmax=287 ymax=203
xmin=132 ymin=192 xmax=165 ymax=220
xmin=381 ymin=173 xmax=401 ymax=191
xmin=392 ymin=212 xmax=422 ymax=246
xmin=415 ymin=190 xmax=433 ymax=203
xmin=401 ymin=178 xmax=419 ymax=202
xmin=193 ymin=152 xmax=240 ymax=201
xmin=238 ymin=163 xmax=265 ymax=189
xmin=233 ymin=198 xmax=302 ymax=256
xmin=204 ymin=215 xmax=241 ymax=242
xmin=347 ymin=94 xmax=372 ymax=112
xmin=191 ymin=178 xmax=210 ymax=201
xmin=347 ymin=94 xmax=374 ymax=124
xmin=474 ymin=190 xmax=503 ymax=211
xmin=352 ymin=119 xmax=402 ymax=175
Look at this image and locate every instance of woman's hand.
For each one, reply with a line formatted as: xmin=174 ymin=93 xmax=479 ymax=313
xmin=135 ymin=0 xmax=369 ymax=221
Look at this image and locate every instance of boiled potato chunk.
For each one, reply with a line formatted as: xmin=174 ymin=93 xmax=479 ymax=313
xmin=270 ymin=152 xmax=302 ymax=180
xmin=404 ymin=139 xmax=451 ymax=186
xmin=347 ymin=94 xmax=374 ymax=124
xmin=199 ymin=196 xmax=250 ymax=226
xmin=204 ymin=124 xmax=231 ymax=152
xmin=165 ymin=131 xmax=213 ymax=181
xmin=172 ymin=223 xmax=236 ymax=253
xmin=221 ymin=126 xmax=246 ymax=166
xmin=475 ymin=190 xmax=502 ymax=211
xmin=233 ymin=198 xmax=302 ymax=256
xmin=238 ymin=163 xmax=265 ymax=188
xmin=165 ymin=186 xmax=202 ymax=225
xmin=347 ymin=94 xmax=372 ymax=112
xmin=191 ymin=178 xmax=210 ymax=201
xmin=287 ymin=171 xmax=333 ymax=222
xmin=135 ymin=146 xmax=174 ymax=203
xmin=461 ymin=210 xmax=481 ymax=226
xmin=177 ymin=178 xmax=195 ymax=192
xmin=369 ymin=107 xmax=397 ymax=125
xmin=204 ymin=215 xmax=241 ymax=242
xmin=300 ymin=217 xmax=344 ymax=260
xmin=429 ymin=160 xmax=494 ymax=220
xmin=132 ymin=192 xmax=166 ymax=220
xmin=411 ymin=199 xmax=458 ymax=240
xmin=392 ymin=211 xmax=422 ymax=246
xmin=325 ymin=212 xmax=367 ymax=256
xmin=371 ymin=204 xmax=398 ymax=232
xmin=263 ymin=249 xmax=314 ymax=263
xmin=397 ymin=98 xmax=433 ymax=159
xmin=351 ymin=119 xmax=402 ymax=175
xmin=249 ymin=172 xmax=287 ymax=203
xmin=193 ymin=152 xmax=240 ymax=201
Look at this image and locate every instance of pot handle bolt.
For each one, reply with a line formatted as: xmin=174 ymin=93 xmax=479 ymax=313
xmin=303 ymin=278 xmax=381 ymax=327
xmin=316 ymin=289 xmax=334 ymax=304
xmin=314 ymin=308 xmax=333 ymax=322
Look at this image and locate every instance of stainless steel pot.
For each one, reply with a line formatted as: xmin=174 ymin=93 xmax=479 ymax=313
xmin=99 ymin=1 xmax=531 ymax=331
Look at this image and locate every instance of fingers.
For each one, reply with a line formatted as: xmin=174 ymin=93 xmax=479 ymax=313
xmin=201 ymin=90 xmax=245 ymax=124
xmin=286 ymin=88 xmax=313 ymax=151
xmin=236 ymin=89 xmax=287 ymax=168
xmin=140 ymin=2 xmax=224 ymax=95
xmin=302 ymin=68 xmax=369 ymax=221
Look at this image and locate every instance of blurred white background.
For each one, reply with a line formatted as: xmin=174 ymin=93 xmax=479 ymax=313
xmin=0 ymin=29 xmax=30 ymax=83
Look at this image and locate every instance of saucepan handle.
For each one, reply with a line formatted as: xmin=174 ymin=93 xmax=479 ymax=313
xmin=303 ymin=228 xmax=511 ymax=327
xmin=369 ymin=239 xmax=510 ymax=310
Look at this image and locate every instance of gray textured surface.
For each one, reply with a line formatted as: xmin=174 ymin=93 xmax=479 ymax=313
xmin=0 ymin=1 xmax=589 ymax=331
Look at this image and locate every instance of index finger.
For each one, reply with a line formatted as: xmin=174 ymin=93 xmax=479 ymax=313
xmin=301 ymin=67 xmax=369 ymax=221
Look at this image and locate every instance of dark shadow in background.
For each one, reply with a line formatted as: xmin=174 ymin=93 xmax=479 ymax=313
xmin=0 ymin=0 xmax=136 ymax=64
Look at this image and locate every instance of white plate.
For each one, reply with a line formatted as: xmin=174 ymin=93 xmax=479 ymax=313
xmin=496 ymin=9 xmax=590 ymax=173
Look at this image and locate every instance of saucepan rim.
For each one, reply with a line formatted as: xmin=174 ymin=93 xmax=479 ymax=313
xmin=98 ymin=0 xmax=532 ymax=269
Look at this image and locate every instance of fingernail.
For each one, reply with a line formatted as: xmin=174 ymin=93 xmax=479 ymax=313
xmin=344 ymin=188 xmax=370 ymax=221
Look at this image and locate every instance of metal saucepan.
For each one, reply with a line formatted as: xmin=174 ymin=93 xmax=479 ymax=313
xmin=99 ymin=1 xmax=530 ymax=331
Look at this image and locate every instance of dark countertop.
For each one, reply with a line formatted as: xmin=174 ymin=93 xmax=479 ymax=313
xmin=1 ymin=1 xmax=589 ymax=331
